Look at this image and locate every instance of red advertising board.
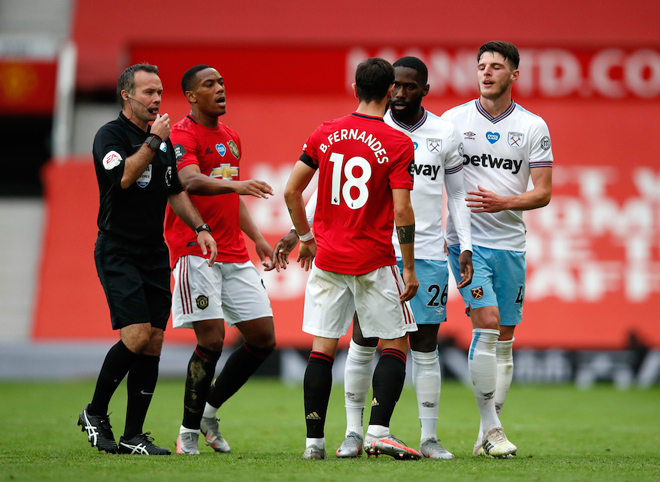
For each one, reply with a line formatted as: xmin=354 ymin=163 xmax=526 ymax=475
xmin=130 ymin=45 xmax=660 ymax=101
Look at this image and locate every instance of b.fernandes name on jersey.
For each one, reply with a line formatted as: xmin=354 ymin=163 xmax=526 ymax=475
xmin=464 ymin=153 xmax=523 ymax=174
xmin=319 ymin=128 xmax=390 ymax=164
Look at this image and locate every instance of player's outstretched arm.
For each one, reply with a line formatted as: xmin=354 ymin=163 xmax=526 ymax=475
xmin=178 ymin=164 xmax=273 ymax=198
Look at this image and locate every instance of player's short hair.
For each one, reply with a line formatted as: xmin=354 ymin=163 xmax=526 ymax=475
xmin=117 ymin=63 xmax=159 ymax=108
xmin=181 ymin=64 xmax=214 ymax=95
xmin=393 ymin=56 xmax=428 ymax=86
xmin=478 ymin=41 xmax=520 ymax=70
xmin=355 ymin=57 xmax=395 ymax=103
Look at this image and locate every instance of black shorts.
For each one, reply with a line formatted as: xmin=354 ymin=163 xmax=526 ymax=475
xmin=94 ymin=232 xmax=172 ymax=331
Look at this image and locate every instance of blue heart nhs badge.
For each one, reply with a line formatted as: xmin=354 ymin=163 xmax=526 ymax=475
xmin=486 ymin=132 xmax=500 ymax=144
xmin=216 ymin=144 xmax=226 ymax=156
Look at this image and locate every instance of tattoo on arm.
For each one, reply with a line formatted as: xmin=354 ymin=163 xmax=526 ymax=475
xmin=397 ymin=224 xmax=415 ymax=244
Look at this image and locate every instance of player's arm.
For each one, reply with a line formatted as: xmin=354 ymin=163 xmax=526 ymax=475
xmin=239 ymin=198 xmax=273 ymax=268
xmin=284 ymin=161 xmax=317 ymax=271
xmin=271 ymin=189 xmax=318 ymax=272
xmin=167 ymin=191 xmax=217 ymax=266
xmin=177 ymin=164 xmax=273 ymax=198
xmin=466 ymin=167 xmax=552 ymax=213
xmin=393 ymin=188 xmax=418 ymax=301
xmin=445 ymin=168 xmax=473 ymax=288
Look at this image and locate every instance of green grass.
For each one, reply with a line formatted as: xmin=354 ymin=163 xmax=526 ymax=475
xmin=1 ymin=379 xmax=659 ymax=481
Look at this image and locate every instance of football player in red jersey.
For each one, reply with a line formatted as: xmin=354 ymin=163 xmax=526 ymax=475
xmin=284 ymin=57 xmax=421 ymax=461
xmin=164 ymin=65 xmax=276 ymax=455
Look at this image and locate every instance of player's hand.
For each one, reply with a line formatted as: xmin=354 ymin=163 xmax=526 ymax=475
xmin=400 ymin=267 xmax=419 ymax=302
xmin=234 ymin=180 xmax=274 ymax=199
xmin=269 ymin=230 xmax=300 ymax=272
xmin=254 ymin=237 xmax=274 ymax=270
xmin=457 ymin=250 xmax=474 ymax=289
xmin=150 ymin=113 xmax=170 ymax=142
xmin=197 ymin=231 xmax=217 ymax=267
xmin=466 ymin=185 xmax=508 ymax=213
xmin=297 ymin=239 xmax=317 ymax=272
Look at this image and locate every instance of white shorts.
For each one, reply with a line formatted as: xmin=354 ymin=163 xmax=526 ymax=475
xmin=302 ymin=264 xmax=417 ymax=340
xmin=172 ymin=256 xmax=273 ymax=329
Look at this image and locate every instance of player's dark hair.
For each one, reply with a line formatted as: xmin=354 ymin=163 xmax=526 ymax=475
xmin=181 ymin=64 xmax=214 ymax=94
xmin=478 ymin=41 xmax=520 ymax=70
xmin=393 ymin=56 xmax=428 ymax=86
xmin=355 ymin=57 xmax=395 ymax=103
xmin=117 ymin=63 xmax=159 ymax=108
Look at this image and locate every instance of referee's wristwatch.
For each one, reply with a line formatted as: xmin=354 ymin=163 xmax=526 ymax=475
xmin=144 ymin=134 xmax=162 ymax=151
xmin=195 ymin=223 xmax=212 ymax=235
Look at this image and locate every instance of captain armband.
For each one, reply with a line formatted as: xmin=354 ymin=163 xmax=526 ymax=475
xmin=397 ymin=224 xmax=415 ymax=245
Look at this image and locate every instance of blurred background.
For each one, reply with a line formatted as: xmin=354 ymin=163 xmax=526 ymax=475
xmin=0 ymin=0 xmax=658 ymax=388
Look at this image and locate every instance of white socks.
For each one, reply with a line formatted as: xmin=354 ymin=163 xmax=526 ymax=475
xmin=344 ymin=339 xmax=377 ymax=436
xmin=202 ymin=403 xmax=218 ymax=419
xmin=306 ymin=437 xmax=325 ymax=449
xmin=495 ymin=338 xmax=514 ymax=413
xmin=468 ymin=328 xmax=501 ymax=436
xmin=475 ymin=336 xmax=515 ymax=443
xmin=411 ymin=349 xmax=441 ymax=441
xmin=365 ymin=424 xmax=389 ymax=438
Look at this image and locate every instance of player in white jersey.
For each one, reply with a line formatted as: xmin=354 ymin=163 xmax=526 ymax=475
xmin=441 ymin=41 xmax=553 ymax=458
xmin=272 ymin=57 xmax=474 ymax=459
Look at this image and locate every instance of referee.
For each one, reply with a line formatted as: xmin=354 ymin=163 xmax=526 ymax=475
xmin=78 ymin=63 xmax=217 ymax=455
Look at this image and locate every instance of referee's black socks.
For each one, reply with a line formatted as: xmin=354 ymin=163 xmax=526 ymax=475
xmin=124 ymin=354 xmax=160 ymax=438
xmin=89 ymin=340 xmax=136 ymax=416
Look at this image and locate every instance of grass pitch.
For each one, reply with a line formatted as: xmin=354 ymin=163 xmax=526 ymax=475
xmin=1 ymin=379 xmax=658 ymax=481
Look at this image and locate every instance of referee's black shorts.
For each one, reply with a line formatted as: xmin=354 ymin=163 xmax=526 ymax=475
xmin=94 ymin=232 xmax=172 ymax=331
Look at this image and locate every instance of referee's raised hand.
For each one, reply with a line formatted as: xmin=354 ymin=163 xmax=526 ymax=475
xmin=151 ymin=113 xmax=170 ymax=141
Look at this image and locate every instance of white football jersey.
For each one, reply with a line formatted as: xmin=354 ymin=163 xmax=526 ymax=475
xmin=441 ymin=100 xmax=553 ymax=251
xmin=385 ymin=108 xmax=469 ymax=261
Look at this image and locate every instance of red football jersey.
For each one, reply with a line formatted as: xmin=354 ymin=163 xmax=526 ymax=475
xmin=164 ymin=115 xmax=249 ymax=267
xmin=301 ymin=112 xmax=414 ymax=275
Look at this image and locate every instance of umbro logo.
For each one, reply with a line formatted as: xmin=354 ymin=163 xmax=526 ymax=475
xmin=305 ymin=412 xmax=322 ymax=420
xmin=422 ymin=402 xmax=436 ymax=408
xmin=463 ymin=131 xmax=476 ymax=140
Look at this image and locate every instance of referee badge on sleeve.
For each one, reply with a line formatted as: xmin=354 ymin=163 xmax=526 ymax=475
xmin=103 ymin=151 xmax=122 ymax=170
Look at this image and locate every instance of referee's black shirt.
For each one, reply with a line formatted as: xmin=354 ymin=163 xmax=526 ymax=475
xmin=93 ymin=112 xmax=184 ymax=245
